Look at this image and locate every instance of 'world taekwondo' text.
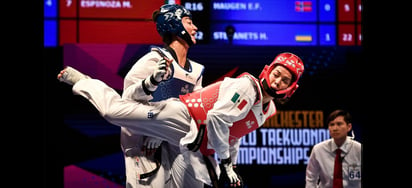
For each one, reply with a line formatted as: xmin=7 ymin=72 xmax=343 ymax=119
xmin=215 ymin=128 xmax=329 ymax=165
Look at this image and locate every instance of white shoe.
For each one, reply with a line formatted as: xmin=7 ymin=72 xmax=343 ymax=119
xmin=57 ymin=66 xmax=89 ymax=85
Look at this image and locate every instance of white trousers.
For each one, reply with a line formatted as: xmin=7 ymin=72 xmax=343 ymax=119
xmin=72 ymin=79 xmax=217 ymax=187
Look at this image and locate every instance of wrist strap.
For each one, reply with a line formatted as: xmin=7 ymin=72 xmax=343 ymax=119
xmin=142 ymin=79 xmax=152 ymax=95
xmin=221 ymin=157 xmax=232 ymax=165
xmin=150 ymin=75 xmax=160 ymax=85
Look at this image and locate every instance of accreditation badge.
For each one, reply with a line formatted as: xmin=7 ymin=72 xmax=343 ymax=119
xmin=348 ymin=164 xmax=361 ymax=181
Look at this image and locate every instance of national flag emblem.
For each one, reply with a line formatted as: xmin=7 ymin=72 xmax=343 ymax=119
xmin=237 ymin=99 xmax=248 ymax=110
xmin=231 ymin=93 xmax=240 ymax=103
xmin=295 ymin=34 xmax=312 ymax=42
xmin=295 ymin=1 xmax=312 ymax=12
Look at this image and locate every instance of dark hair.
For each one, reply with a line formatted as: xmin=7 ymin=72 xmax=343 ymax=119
xmin=152 ymin=9 xmax=173 ymax=45
xmin=152 ymin=9 xmax=160 ymax=21
xmin=151 ymin=4 xmax=193 ymax=46
xmin=326 ymin=109 xmax=352 ymax=125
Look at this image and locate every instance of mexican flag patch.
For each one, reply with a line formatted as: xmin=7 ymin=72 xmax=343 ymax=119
xmin=231 ymin=92 xmax=247 ymax=110
xmin=231 ymin=93 xmax=240 ymax=103
xmin=237 ymin=99 xmax=248 ymax=110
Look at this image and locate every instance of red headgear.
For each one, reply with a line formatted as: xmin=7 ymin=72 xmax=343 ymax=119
xmin=259 ymin=52 xmax=304 ymax=99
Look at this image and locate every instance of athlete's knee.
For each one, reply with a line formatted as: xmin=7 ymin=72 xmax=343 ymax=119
xmin=101 ymin=109 xmax=121 ymax=124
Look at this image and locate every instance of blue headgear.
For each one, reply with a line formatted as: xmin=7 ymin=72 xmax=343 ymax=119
xmin=155 ymin=4 xmax=194 ymax=46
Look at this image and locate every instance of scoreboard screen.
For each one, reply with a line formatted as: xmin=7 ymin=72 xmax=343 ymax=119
xmin=44 ymin=0 xmax=362 ymax=47
xmin=59 ymin=0 xmax=160 ymax=19
xmin=44 ymin=0 xmax=165 ymax=47
xmin=184 ymin=0 xmax=362 ymax=46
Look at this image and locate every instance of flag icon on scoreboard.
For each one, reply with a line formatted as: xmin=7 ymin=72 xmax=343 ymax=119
xmin=295 ymin=34 xmax=312 ymax=42
xmin=295 ymin=1 xmax=312 ymax=12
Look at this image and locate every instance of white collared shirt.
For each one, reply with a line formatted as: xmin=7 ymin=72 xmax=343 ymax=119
xmin=305 ymin=137 xmax=362 ymax=188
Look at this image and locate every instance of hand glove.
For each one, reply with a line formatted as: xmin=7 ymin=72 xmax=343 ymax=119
xmin=143 ymin=58 xmax=172 ymax=94
xmin=142 ymin=137 xmax=162 ymax=156
xmin=221 ymin=157 xmax=243 ymax=187
xmin=232 ymin=164 xmax=243 ymax=186
xmin=151 ymin=58 xmax=171 ymax=84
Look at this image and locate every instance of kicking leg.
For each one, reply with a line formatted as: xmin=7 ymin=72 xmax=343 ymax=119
xmin=57 ymin=66 xmax=192 ymax=146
